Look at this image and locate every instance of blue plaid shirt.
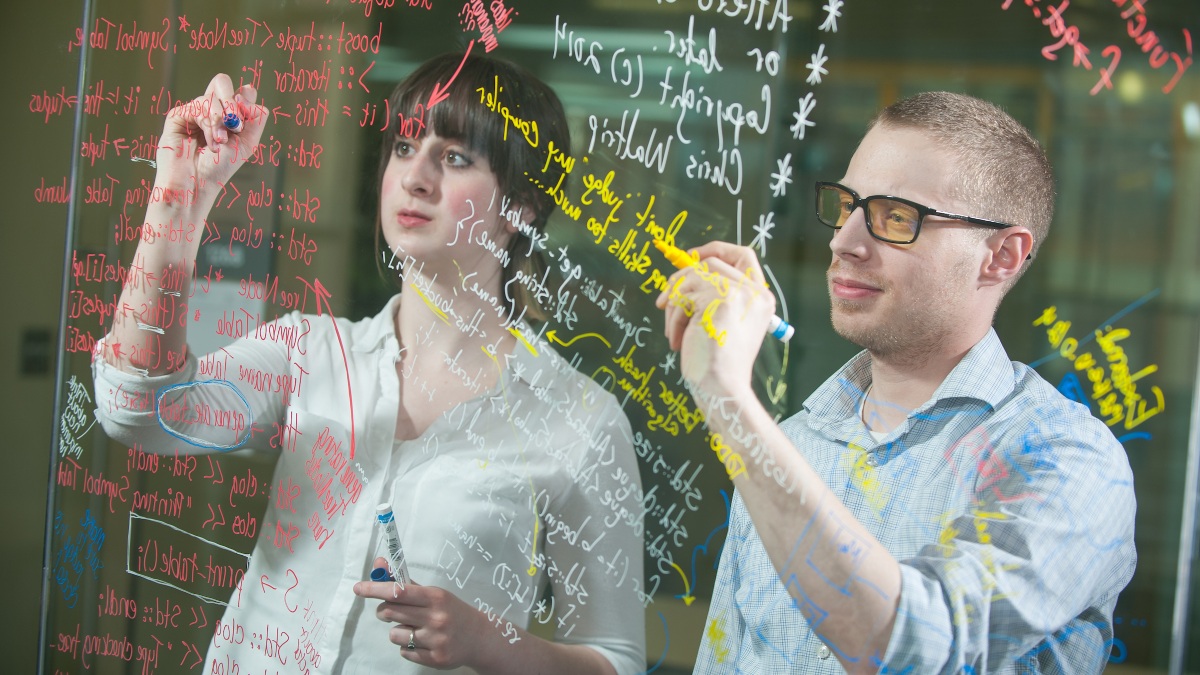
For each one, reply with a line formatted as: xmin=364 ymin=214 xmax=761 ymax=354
xmin=695 ymin=329 xmax=1136 ymax=674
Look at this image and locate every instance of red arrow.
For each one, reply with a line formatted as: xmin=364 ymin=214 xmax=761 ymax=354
xmin=299 ymin=276 xmax=356 ymax=459
xmin=426 ymin=41 xmax=475 ymax=110
xmin=271 ymin=105 xmax=292 ymax=123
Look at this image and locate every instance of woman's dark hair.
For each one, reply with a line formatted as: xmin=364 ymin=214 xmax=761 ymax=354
xmin=374 ymin=52 xmax=570 ymax=322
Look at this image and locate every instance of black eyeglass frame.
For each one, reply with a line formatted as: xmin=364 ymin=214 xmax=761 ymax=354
xmin=814 ymin=181 xmax=1021 ymax=246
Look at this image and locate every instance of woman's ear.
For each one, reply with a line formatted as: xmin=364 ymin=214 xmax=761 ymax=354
xmin=503 ymin=202 xmax=537 ymax=234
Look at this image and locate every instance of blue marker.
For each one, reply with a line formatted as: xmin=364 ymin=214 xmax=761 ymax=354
xmin=376 ymin=504 xmax=412 ymax=589
xmin=370 ymin=567 xmax=394 ymax=582
xmin=767 ymin=315 xmax=795 ymax=342
xmin=222 ymin=111 xmax=243 ymax=133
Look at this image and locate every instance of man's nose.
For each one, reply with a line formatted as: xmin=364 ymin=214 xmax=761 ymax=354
xmin=829 ymin=205 xmax=873 ymax=258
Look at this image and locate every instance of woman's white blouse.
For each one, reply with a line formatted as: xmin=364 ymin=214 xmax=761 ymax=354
xmin=93 ymin=295 xmax=647 ymax=674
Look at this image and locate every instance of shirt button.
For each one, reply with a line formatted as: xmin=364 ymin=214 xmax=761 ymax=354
xmin=865 ymin=454 xmax=879 ymax=467
xmin=818 ymin=645 xmax=831 ymax=660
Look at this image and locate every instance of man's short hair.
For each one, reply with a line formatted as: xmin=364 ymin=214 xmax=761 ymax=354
xmin=868 ymin=92 xmax=1055 ymax=262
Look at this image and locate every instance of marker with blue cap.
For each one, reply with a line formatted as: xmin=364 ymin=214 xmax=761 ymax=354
xmin=654 ymin=238 xmax=795 ymax=342
xmin=223 ymin=111 xmax=243 ymax=133
xmin=376 ymin=503 xmax=412 ymax=589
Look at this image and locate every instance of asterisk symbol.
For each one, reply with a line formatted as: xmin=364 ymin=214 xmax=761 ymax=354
xmin=820 ymin=0 xmax=844 ymax=32
xmin=177 ymin=15 xmax=190 ymax=32
xmin=806 ymin=44 xmax=829 ymax=85
xmin=770 ymin=154 xmax=793 ymax=198
xmin=659 ymin=351 xmax=677 ymax=375
xmin=750 ymin=212 xmax=776 ymax=257
xmin=213 ymin=268 xmax=224 ymax=282
xmin=790 ymin=93 xmax=817 ymax=140
xmin=511 ymin=360 xmax=527 ymax=382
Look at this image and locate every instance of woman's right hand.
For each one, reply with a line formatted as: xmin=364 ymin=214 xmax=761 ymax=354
xmin=105 ymin=74 xmax=268 ymax=376
xmin=153 ymin=73 xmax=268 ymax=214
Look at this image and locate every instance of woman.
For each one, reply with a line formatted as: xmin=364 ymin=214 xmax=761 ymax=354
xmin=93 ymin=53 xmax=646 ymax=674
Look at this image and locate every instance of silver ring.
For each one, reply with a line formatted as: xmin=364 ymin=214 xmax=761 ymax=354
xmin=407 ymin=627 xmax=416 ymax=651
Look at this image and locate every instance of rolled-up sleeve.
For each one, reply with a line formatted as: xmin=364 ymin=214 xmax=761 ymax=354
xmin=880 ymin=404 xmax=1136 ymax=674
xmin=91 ymin=312 xmax=301 ymax=453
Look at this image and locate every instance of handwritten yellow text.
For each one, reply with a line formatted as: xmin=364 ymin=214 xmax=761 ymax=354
xmin=1033 ymin=306 xmax=1164 ymax=430
xmin=709 ymin=431 xmax=747 ymax=480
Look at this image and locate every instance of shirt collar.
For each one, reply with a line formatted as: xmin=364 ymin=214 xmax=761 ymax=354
xmin=803 ymin=327 xmax=1016 ymax=424
xmin=350 ymin=294 xmax=403 ymax=353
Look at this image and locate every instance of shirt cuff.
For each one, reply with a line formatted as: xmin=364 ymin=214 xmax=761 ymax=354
xmin=91 ymin=335 xmax=197 ymax=428
xmin=879 ymin=564 xmax=955 ymax=673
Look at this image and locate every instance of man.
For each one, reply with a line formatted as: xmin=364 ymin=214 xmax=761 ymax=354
xmin=657 ymin=92 xmax=1136 ymax=674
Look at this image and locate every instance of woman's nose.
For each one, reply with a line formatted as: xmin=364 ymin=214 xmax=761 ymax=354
xmin=400 ymin=152 xmax=438 ymax=196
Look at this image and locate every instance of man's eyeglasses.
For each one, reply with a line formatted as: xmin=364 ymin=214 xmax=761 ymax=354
xmin=815 ymin=181 xmax=1020 ymax=245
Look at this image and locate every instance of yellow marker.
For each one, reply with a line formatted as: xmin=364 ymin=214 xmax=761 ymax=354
xmin=652 ymin=239 xmax=794 ymax=342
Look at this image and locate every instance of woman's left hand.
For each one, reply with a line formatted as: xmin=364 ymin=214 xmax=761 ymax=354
xmin=353 ymin=557 xmax=497 ymax=670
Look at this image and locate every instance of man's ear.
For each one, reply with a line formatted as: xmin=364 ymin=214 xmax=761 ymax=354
xmin=980 ymin=227 xmax=1033 ymax=288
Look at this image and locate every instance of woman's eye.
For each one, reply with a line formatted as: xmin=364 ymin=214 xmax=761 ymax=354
xmin=445 ymin=150 xmax=473 ymax=167
xmin=393 ymin=140 xmax=415 ymax=157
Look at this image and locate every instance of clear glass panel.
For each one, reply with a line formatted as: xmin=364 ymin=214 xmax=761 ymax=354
xmin=32 ymin=0 xmax=1199 ymax=673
